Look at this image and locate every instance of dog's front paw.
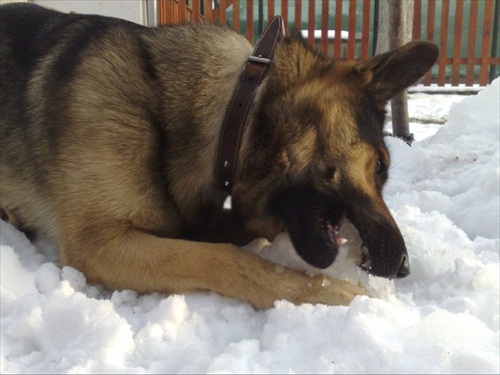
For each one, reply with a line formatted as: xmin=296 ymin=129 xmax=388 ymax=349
xmin=289 ymin=274 xmax=368 ymax=307
xmin=229 ymin=250 xmax=368 ymax=309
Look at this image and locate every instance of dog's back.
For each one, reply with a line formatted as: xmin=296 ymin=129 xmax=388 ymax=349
xmin=0 ymin=3 xmax=250 ymax=242
xmin=1 ymin=4 xmax=129 ymax=239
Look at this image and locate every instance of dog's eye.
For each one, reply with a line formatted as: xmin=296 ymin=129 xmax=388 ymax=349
xmin=324 ymin=166 xmax=336 ymax=180
xmin=376 ymin=159 xmax=386 ymax=175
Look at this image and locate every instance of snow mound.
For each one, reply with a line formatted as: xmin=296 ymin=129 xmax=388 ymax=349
xmin=1 ymin=80 xmax=499 ymax=373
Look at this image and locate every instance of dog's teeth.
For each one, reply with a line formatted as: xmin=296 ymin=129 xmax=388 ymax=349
xmin=326 ymin=221 xmax=349 ymax=246
xmin=362 ymin=259 xmax=372 ymax=269
xmin=361 ymin=247 xmax=372 ymax=270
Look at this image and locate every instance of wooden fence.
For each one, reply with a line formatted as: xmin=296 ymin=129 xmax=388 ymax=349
xmin=157 ymin=0 xmax=499 ymax=86
xmin=413 ymin=0 xmax=499 ymax=86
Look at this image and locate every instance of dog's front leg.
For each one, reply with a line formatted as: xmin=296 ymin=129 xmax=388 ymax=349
xmin=60 ymin=228 xmax=367 ymax=309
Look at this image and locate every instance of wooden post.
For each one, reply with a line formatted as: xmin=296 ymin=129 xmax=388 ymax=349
xmin=388 ymin=0 xmax=412 ymax=139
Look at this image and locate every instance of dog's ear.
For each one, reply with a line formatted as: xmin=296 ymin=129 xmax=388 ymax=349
xmin=356 ymin=41 xmax=439 ymax=101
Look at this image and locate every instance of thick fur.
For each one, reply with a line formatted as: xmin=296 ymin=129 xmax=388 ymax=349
xmin=0 ymin=3 xmax=438 ymax=308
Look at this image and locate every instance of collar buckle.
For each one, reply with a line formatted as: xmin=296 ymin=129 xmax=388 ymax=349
xmin=248 ymin=55 xmax=271 ymax=64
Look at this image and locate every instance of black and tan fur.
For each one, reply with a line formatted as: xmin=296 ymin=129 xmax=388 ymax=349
xmin=0 ymin=3 xmax=438 ymax=308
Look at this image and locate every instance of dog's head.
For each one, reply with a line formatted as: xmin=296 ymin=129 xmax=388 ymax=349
xmin=232 ymin=36 xmax=438 ymax=279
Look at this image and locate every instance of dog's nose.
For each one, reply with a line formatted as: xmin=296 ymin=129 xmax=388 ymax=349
xmin=396 ymin=254 xmax=410 ymax=278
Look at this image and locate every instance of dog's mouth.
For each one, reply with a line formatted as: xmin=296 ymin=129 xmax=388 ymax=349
xmin=268 ymin=184 xmax=408 ymax=276
xmin=283 ymin=213 xmax=401 ymax=277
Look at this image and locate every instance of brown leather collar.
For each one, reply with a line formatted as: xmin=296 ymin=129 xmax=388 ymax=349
xmin=215 ymin=16 xmax=284 ymax=192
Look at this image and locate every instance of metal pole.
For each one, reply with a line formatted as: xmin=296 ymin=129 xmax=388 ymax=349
xmin=373 ymin=0 xmax=379 ymax=57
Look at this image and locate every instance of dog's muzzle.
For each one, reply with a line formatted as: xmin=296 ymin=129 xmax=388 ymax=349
xmin=361 ymin=246 xmax=410 ymax=278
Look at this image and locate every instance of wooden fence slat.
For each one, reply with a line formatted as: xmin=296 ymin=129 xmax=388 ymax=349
xmin=333 ymin=0 xmax=343 ymax=58
xmin=269 ymin=0 xmax=275 ymax=20
xmin=205 ymin=0 xmax=214 ymax=22
xmin=437 ymin=0 xmax=450 ymax=86
xmin=157 ymin=0 xmax=162 ymax=24
xmin=321 ymin=0 xmax=329 ymax=55
xmin=426 ymin=0 xmax=436 ymax=41
xmin=424 ymin=0 xmax=436 ymax=85
xmin=308 ymin=0 xmax=315 ymax=47
xmin=294 ymin=0 xmax=302 ymax=31
xmin=451 ymin=0 xmax=464 ymax=85
xmin=192 ymin=0 xmax=200 ymax=22
xmin=413 ymin=0 xmax=422 ymax=40
xmin=466 ymin=0 xmax=479 ymax=85
xmin=219 ymin=0 xmax=227 ymax=25
xmin=158 ymin=0 xmax=162 ymax=24
xmin=168 ymin=0 xmax=175 ymax=23
xmin=281 ymin=0 xmax=289 ymax=33
xmin=347 ymin=0 xmax=357 ymax=59
xmin=361 ymin=0 xmax=371 ymax=59
xmin=178 ymin=0 xmax=186 ymax=22
xmin=232 ymin=0 xmax=240 ymax=32
xmin=161 ymin=0 xmax=171 ymax=24
xmin=246 ymin=0 xmax=253 ymax=42
xmin=479 ymin=0 xmax=495 ymax=85
xmin=490 ymin=0 xmax=500 ymax=83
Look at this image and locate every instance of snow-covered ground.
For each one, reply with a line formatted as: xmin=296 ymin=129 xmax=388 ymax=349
xmin=1 ymin=80 xmax=499 ymax=374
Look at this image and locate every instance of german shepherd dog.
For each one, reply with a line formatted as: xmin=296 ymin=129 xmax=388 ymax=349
xmin=0 ymin=3 xmax=438 ymax=308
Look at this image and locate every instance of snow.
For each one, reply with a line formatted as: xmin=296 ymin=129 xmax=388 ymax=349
xmin=409 ymin=83 xmax=483 ymax=94
xmin=301 ymin=30 xmax=351 ymax=40
xmin=1 ymin=79 xmax=499 ymax=373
